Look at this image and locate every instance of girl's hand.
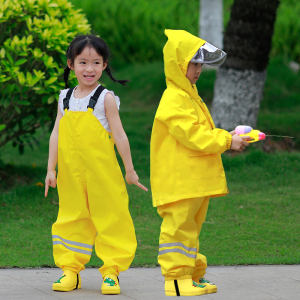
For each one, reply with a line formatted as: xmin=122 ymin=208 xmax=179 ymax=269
xmin=229 ymin=130 xmax=235 ymax=136
xmin=45 ymin=170 xmax=57 ymax=197
xmin=126 ymin=170 xmax=148 ymax=191
xmin=230 ymin=134 xmax=249 ymax=151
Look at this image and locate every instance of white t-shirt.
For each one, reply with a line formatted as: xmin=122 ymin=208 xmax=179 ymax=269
xmin=58 ymin=85 xmax=120 ymax=132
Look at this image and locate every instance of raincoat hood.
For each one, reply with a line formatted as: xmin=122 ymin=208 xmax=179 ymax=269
xmin=163 ymin=29 xmax=206 ymax=99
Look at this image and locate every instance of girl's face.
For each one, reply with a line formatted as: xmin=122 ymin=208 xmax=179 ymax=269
xmin=186 ymin=62 xmax=202 ymax=84
xmin=67 ymin=46 xmax=107 ymax=90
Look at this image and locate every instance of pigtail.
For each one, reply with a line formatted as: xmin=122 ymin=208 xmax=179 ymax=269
xmin=105 ymin=65 xmax=130 ymax=86
xmin=63 ymin=66 xmax=71 ymax=89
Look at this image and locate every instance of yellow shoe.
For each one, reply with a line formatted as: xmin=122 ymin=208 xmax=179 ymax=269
xmin=194 ymin=277 xmax=217 ymax=294
xmin=52 ymin=270 xmax=81 ymax=292
xmin=101 ymin=274 xmax=120 ymax=295
xmin=165 ymin=279 xmax=207 ymax=296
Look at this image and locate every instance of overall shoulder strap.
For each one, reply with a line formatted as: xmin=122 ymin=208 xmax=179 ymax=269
xmin=63 ymin=87 xmax=75 ymax=110
xmin=87 ymin=85 xmax=106 ymax=110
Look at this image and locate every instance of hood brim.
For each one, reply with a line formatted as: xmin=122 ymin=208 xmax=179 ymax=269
xmin=190 ymin=42 xmax=227 ymax=67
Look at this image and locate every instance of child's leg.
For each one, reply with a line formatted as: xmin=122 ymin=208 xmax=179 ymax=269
xmin=52 ymin=177 xmax=97 ymax=274
xmin=157 ymin=197 xmax=209 ymax=296
xmin=157 ymin=197 xmax=207 ymax=280
xmin=87 ymin=180 xmax=137 ymax=278
xmin=192 ymin=197 xmax=217 ymax=294
xmin=193 ymin=196 xmax=210 ymax=280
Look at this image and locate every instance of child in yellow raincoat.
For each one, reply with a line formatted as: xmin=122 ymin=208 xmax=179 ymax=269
xmin=150 ymin=29 xmax=249 ymax=297
xmin=45 ymin=35 xmax=147 ymax=295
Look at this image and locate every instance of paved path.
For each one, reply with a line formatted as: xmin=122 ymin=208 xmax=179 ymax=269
xmin=0 ymin=265 xmax=299 ymax=300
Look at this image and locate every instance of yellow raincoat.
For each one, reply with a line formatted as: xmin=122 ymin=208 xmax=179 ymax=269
xmin=150 ymin=30 xmax=232 ymax=207
xmin=151 ymin=30 xmax=232 ymax=281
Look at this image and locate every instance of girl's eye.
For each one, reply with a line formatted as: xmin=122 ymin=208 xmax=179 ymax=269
xmin=194 ymin=63 xmax=198 ymax=66
xmin=80 ymin=62 xmax=86 ymax=64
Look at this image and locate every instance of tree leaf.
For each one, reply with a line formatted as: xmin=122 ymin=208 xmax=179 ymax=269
xmin=15 ymin=58 xmax=27 ymax=66
xmin=0 ymin=48 xmax=5 ymax=58
xmin=14 ymin=106 xmax=21 ymax=114
xmin=26 ymin=72 xmax=33 ymax=85
xmin=0 ymin=124 xmax=6 ymax=131
xmin=17 ymin=72 xmax=26 ymax=85
xmin=47 ymin=95 xmax=55 ymax=104
xmin=45 ymin=77 xmax=57 ymax=85
xmin=18 ymin=101 xmax=31 ymax=106
xmin=6 ymin=52 xmax=13 ymax=64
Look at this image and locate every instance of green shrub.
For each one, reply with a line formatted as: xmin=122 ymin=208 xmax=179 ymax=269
xmin=0 ymin=0 xmax=90 ymax=153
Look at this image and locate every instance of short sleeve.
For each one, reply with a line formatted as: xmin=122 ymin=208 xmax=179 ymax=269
xmin=102 ymin=90 xmax=120 ymax=111
xmin=58 ymin=89 xmax=68 ymax=115
xmin=92 ymin=88 xmax=121 ymax=132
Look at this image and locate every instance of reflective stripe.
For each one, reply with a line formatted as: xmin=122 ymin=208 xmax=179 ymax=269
xmin=52 ymin=235 xmax=93 ymax=249
xmin=158 ymin=248 xmax=197 ymax=259
xmin=159 ymin=242 xmax=197 ymax=253
xmin=53 ymin=241 xmax=92 ymax=255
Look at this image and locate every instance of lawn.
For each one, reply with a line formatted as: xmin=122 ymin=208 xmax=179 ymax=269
xmin=0 ymin=57 xmax=300 ymax=268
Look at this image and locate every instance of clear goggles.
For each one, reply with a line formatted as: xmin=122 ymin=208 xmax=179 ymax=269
xmin=190 ymin=42 xmax=227 ymax=67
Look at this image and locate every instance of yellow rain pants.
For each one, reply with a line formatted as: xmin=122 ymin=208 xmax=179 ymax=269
xmin=52 ymin=106 xmax=137 ymax=277
xmin=157 ymin=197 xmax=210 ymax=280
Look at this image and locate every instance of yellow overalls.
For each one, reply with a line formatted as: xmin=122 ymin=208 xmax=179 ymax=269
xmin=52 ymin=86 xmax=137 ymax=277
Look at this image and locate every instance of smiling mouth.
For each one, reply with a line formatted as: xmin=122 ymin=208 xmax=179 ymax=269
xmin=84 ymin=75 xmax=95 ymax=78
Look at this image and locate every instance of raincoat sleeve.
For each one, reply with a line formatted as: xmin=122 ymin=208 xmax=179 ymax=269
xmin=156 ymin=92 xmax=232 ymax=154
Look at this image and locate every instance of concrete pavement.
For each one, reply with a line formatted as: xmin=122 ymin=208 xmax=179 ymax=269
xmin=0 ymin=265 xmax=299 ymax=300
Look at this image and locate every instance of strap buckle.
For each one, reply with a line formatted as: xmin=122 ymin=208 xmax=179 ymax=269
xmin=63 ymin=87 xmax=75 ymax=110
xmin=87 ymin=85 xmax=106 ymax=110
xmin=63 ymin=97 xmax=69 ymax=110
xmin=87 ymin=95 xmax=98 ymax=109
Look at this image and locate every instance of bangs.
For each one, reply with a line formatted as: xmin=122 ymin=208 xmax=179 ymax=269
xmin=69 ymin=35 xmax=109 ymax=61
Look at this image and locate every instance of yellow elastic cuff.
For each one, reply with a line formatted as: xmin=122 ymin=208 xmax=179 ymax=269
xmin=226 ymin=132 xmax=233 ymax=149
xmin=62 ymin=267 xmax=81 ymax=274
xmin=100 ymin=266 xmax=120 ymax=278
xmin=165 ymin=274 xmax=192 ymax=281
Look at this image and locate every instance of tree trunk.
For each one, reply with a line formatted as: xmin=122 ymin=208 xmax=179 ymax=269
xmin=199 ymin=0 xmax=223 ymax=48
xmin=211 ymin=0 xmax=280 ymax=130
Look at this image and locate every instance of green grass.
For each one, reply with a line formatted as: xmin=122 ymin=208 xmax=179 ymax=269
xmin=1 ymin=151 xmax=299 ymax=267
xmin=1 ymin=57 xmax=300 ymax=268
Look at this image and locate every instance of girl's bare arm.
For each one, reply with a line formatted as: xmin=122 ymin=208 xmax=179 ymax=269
xmin=104 ymin=93 xmax=147 ymax=191
xmin=45 ymin=103 xmax=63 ymax=196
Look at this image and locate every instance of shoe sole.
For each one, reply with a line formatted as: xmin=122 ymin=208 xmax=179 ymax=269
xmin=101 ymin=289 xmax=120 ymax=295
xmin=53 ymin=283 xmax=81 ymax=292
xmin=165 ymin=289 xmax=207 ymax=296
xmin=206 ymin=286 xmax=217 ymax=294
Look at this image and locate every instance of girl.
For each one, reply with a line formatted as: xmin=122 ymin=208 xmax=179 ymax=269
xmin=45 ymin=35 xmax=147 ymax=295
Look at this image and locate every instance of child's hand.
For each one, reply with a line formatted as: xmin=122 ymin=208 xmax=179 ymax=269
xmin=126 ymin=170 xmax=148 ymax=191
xmin=230 ymin=134 xmax=249 ymax=151
xmin=45 ymin=170 xmax=57 ymax=197
xmin=229 ymin=130 xmax=235 ymax=136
